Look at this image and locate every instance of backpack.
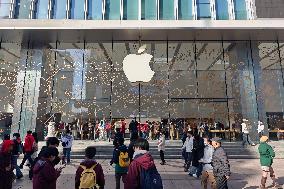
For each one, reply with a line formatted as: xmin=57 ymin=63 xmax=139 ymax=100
xmin=79 ymin=164 xmax=99 ymax=189
xmin=118 ymin=151 xmax=130 ymax=168
xmin=140 ymin=167 xmax=163 ymax=189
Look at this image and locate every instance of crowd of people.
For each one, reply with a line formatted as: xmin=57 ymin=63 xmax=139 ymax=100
xmin=0 ymin=124 xmax=282 ymax=189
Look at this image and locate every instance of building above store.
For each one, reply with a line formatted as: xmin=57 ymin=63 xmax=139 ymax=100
xmin=0 ymin=0 xmax=255 ymax=20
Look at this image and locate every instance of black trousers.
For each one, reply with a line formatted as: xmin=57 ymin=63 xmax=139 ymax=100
xmin=115 ymin=173 xmax=126 ymax=189
xmin=160 ymin=150 xmax=165 ymax=163
xmin=21 ymin=152 xmax=33 ymax=166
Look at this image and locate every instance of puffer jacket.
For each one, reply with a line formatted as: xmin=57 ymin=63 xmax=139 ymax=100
xmin=258 ymin=142 xmax=275 ymax=166
xmin=212 ymin=147 xmax=230 ymax=178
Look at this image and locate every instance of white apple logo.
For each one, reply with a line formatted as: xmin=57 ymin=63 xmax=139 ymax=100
xmin=123 ymin=45 xmax=155 ymax=83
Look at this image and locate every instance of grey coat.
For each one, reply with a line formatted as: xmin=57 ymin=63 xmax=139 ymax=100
xmin=212 ymin=147 xmax=231 ymax=177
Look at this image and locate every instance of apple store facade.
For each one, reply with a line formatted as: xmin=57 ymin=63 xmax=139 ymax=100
xmin=0 ymin=0 xmax=283 ymax=140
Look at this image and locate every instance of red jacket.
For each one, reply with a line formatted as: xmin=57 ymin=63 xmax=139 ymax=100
xmin=33 ymin=159 xmax=61 ymax=189
xmin=124 ymin=152 xmax=156 ymax=189
xmin=75 ymin=159 xmax=105 ymax=189
xmin=24 ymin=134 xmax=34 ymax=153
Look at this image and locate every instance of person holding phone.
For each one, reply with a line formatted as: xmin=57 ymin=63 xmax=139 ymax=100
xmin=33 ymin=147 xmax=62 ymax=189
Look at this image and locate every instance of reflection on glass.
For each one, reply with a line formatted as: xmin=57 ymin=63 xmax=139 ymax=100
xmin=15 ymin=0 xmax=32 ymax=19
xmin=234 ymin=0 xmax=247 ymax=20
xmin=70 ymin=0 xmax=85 ymax=19
xmin=197 ymin=0 xmax=211 ymax=20
xmin=87 ymin=0 xmax=103 ymax=20
xmin=141 ymin=0 xmax=157 ymax=20
xmin=53 ymin=0 xmax=67 ymax=19
xmin=0 ymin=0 xmax=11 ymax=19
xmin=178 ymin=0 xmax=193 ymax=20
xmin=105 ymin=0 xmax=121 ymax=20
xmin=215 ymin=0 xmax=229 ymax=20
xmin=35 ymin=0 xmax=49 ymax=19
xmin=159 ymin=0 xmax=175 ymax=20
xmin=123 ymin=0 xmax=139 ymax=20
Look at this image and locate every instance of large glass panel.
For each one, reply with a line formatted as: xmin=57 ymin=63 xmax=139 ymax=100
xmin=0 ymin=43 xmax=21 ymax=137
xmin=70 ymin=0 xmax=85 ymax=19
xmin=159 ymin=0 xmax=175 ymax=20
xmin=85 ymin=42 xmax=112 ymax=120
xmin=141 ymin=0 xmax=157 ymax=20
xmin=14 ymin=0 xmax=32 ymax=19
xmin=0 ymin=0 xmax=11 ymax=19
xmin=226 ymin=41 xmax=259 ymax=140
xmin=53 ymin=0 xmax=67 ymax=19
xmin=87 ymin=0 xmax=103 ymax=20
xmin=215 ymin=0 xmax=229 ymax=20
xmin=252 ymin=42 xmax=284 ymax=133
xmin=178 ymin=0 xmax=193 ymax=20
xmin=234 ymin=0 xmax=247 ymax=20
xmin=197 ymin=0 xmax=211 ymax=20
xmin=105 ymin=0 xmax=121 ymax=20
xmin=123 ymin=0 xmax=139 ymax=20
xmin=35 ymin=0 xmax=49 ymax=19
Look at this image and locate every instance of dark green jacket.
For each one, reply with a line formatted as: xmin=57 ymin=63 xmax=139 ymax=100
xmin=258 ymin=142 xmax=275 ymax=166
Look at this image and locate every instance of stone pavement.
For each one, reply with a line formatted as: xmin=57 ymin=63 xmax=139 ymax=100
xmin=12 ymin=159 xmax=284 ymax=189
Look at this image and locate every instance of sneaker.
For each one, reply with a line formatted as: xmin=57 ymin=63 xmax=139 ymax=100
xmin=160 ymin=162 xmax=165 ymax=165
xmin=192 ymin=174 xmax=198 ymax=178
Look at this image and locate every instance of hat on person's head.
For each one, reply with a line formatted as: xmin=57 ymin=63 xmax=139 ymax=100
xmin=211 ymin=137 xmax=222 ymax=143
xmin=260 ymin=136 xmax=269 ymax=143
xmin=242 ymin=119 xmax=248 ymax=122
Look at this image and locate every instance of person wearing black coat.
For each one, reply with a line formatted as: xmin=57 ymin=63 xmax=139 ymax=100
xmin=190 ymin=135 xmax=205 ymax=178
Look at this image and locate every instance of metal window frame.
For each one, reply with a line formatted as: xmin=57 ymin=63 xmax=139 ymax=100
xmin=210 ymin=0 xmax=216 ymax=20
xmin=9 ymin=0 xmax=15 ymax=18
xmin=157 ymin=0 xmax=159 ymax=20
xmin=228 ymin=0 xmax=234 ymax=20
xmin=84 ymin=0 xmax=87 ymax=20
xmin=30 ymin=0 xmax=36 ymax=19
xmin=67 ymin=0 xmax=70 ymax=19
xmin=174 ymin=0 xmax=178 ymax=20
xmin=120 ymin=0 xmax=123 ymax=20
xmin=138 ymin=0 xmax=141 ymax=20
xmin=102 ymin=0 xmax=105 ymax=20
xmin=193 ymin=0 xmax=197 ymax=20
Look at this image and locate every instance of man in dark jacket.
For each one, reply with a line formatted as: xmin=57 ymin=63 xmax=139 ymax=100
xmin=211 ymin=137 xmax=230 ymax=189
xmin=20 ymin=131 xmax=35 ymax=169
xmin=75 ymin=146 xmax=105 ymax=189
xmin=124 ymin=138 xmax=158 ymax=189
xmin=11 ymin=133 xmax=23 ymax=179
xmin=33 ymin=147 xmax=62 ymax=189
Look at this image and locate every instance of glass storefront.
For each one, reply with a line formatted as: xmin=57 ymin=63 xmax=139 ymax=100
xmin=1 ymin=40 xmax=284 ymax=140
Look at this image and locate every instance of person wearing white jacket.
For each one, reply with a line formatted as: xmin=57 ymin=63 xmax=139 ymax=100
xmin=182 ymin=131 xmax=194 ymax=171
xmin=158 ymin=130 xmax=166 ymax=165
xmin=61 ymin=130 xmax=74 ymax=164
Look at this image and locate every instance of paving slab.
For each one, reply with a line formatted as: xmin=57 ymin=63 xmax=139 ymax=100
xmin=12 ymin=159 xmax=284 ymax=189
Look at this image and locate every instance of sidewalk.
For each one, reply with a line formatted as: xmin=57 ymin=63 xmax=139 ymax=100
xmin=12 ymin=159 xmax=284 ymax=189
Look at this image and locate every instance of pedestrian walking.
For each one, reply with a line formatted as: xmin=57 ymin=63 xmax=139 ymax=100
xmin=61 ymin=130 xmax=74 ymax=164
xmin=191 ymin=134 xmax=205 ymax=178
xmin=199 ymin=136 xmax=216 ymax=189
xmin=128 ymin=132 xmax=139 ymax=162
xmin=110 ymin=137 xmax=130 ymax=189
xmin=182 ymin=131 xmax=194 ymax=172
xmin=241 ymin=119 xmax=255 ymax=147
xmin=20 ymin=131 xmax=35 ymax=169
xmin=124 ymin=138 xmax=163 ymax=189
xmin=257 ymin=121 xmax=265 ymax=138
xmin=0 ymin=150 xmax=14 ymax=189
xmin=11 ymin=133 xmax=23 ymax=179
xmin=258 ymin=136 xmax=281 ymax=189
xmin=211 ymin=137 xmax=230 ymax=189
xmin=158 ymin=130 xmax=166 ymax=165
xmin=33 ymin=147 xmax=63 ymax=189
xmin=75 ymin=146 xmax=105 ymax=189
